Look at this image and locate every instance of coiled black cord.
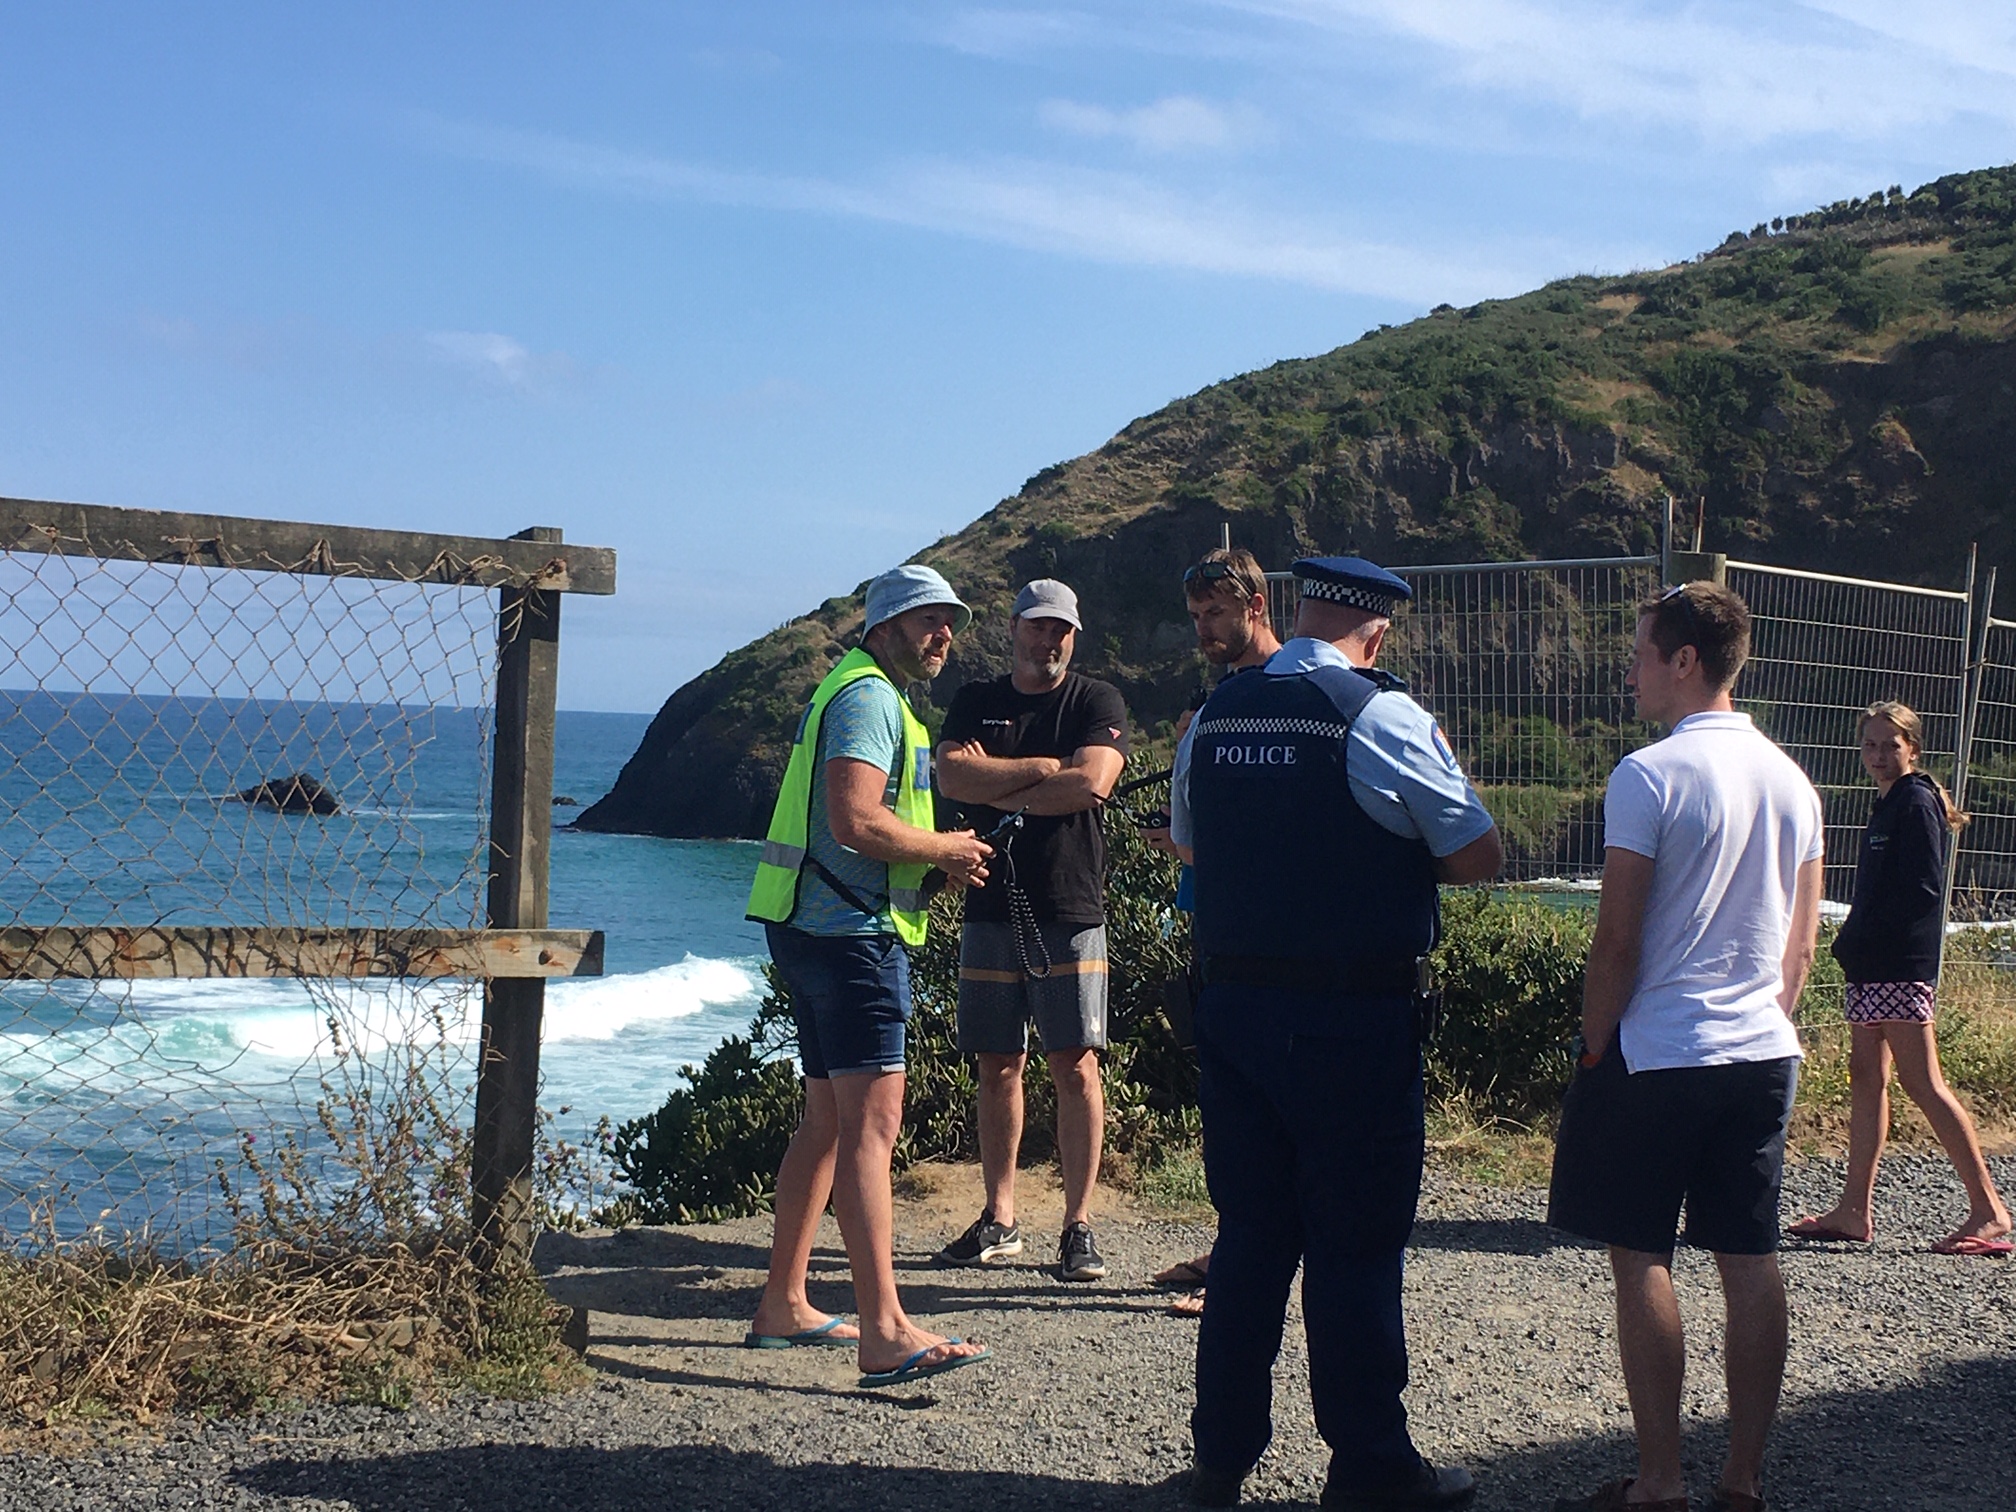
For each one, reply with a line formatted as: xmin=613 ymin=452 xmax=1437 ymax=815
xmin=993 ymin=823 xmax=1052 ymax=980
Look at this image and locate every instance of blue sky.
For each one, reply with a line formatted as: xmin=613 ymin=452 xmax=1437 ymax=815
xmin=3 ymin=2 xmax=2014 ymax=712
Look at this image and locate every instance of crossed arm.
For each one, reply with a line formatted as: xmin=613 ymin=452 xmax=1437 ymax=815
xmin=935 ymin=740 xmax=1126 ymax=815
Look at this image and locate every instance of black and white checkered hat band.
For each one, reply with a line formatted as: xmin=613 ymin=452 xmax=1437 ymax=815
xmin=1298 ymin=577 xmax=1402 ymax=612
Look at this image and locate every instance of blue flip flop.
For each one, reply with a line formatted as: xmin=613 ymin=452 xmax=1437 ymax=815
xmin=742 ymin=1316 xmax=855 ymax=1349
xmin=857 ymin=1338 xmax=990 ymax=1388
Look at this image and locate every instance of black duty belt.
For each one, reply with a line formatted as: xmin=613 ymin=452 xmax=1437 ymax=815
xmin=1199 ymin=953 xmax=1425 ymax=998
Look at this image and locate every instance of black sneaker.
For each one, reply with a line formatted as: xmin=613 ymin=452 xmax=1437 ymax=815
xmin=938 ymin=1209 xmax=1023 ymax=1265
xmin=1322 ymin=1460 xmax=1476 ymax=1510
xmin=1189 ymin=1467 xmax=1244 ymax=1507
xmin=1058 ymin=1221 xmax=1107 ymax=1281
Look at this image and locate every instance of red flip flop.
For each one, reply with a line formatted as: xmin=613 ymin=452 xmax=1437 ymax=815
xmin=1930 ymin=1234 xmax=2014 ymax=1257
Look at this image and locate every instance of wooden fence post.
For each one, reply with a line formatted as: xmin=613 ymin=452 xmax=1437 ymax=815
xmin=473 ymin=526 xmax=563 ymax=1264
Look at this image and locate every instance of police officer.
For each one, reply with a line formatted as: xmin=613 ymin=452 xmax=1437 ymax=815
xmin=1170 ymin=556 xmax=1502 ymax=1510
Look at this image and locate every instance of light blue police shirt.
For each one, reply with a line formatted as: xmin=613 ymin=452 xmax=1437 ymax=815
xmin=1170 ymin=637 xmax=1495 ymax=859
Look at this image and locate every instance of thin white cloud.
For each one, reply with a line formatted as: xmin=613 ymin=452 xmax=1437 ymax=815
xmin=937 ymin=7 xmax=1100 ymax=57
xmin=413 ymin=114 xmax=1556 ymax=304
xmin=422 ymin=329 xmax=571 ymax=391
xmin=1219 ymin=0 xmax=2016 ymax=145
xmin=1038 ymin=95 xmax=1262 ymax=152
xmin=130 ymin=312 xmax=305 ymax=370
xmin=691 ymin=45 xmax=785 ymax=74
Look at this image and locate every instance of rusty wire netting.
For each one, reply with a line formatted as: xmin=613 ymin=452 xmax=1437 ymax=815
xmin=0 ymin=542 xmax=499 ymax=1251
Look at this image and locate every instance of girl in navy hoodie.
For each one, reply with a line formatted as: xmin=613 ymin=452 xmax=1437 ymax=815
xmin=1790 ymin=701 xmax=2011 ymax=1256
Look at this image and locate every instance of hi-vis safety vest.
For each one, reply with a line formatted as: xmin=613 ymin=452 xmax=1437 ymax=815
xmin=745 ymin=647 xmax=936 ymax=946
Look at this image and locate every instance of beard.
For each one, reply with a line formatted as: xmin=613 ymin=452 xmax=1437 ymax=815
xmin=1200 ymin=620 xmax=1253 ymax=667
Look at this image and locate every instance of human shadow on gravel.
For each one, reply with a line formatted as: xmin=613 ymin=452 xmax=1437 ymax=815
xmin=532 ymin=1229 xmax=782 ymax=1273
xmin=235 ymin=1442 xmax=1191 ymax=1512
xmin=225 ymin=1349 xmax=2015 ymax=1511
xmin=1425 ymin=1350 xmax=2016 ymax=1512
xmin=1406 ymin=1217 xmax=1594 ymax=1256
xmin=582 ymin=1355 xmax=946 ymax=1407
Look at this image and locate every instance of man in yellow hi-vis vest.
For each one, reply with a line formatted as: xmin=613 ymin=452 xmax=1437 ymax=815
xmin=744 ymin=563 xmax=995 ymax=1388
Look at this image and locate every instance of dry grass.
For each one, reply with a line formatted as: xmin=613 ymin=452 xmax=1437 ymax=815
xmin=0 ymin=1228 xmax=579 ymax=1429
xmin=1790 ymin=929 xmax=2016 ymax=1157
xmin=0 ymin=1009 xmax=590 ymax=1433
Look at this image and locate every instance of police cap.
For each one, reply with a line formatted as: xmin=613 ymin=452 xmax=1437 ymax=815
xmin=1292 ymin=555 xmax=1413 ymax=613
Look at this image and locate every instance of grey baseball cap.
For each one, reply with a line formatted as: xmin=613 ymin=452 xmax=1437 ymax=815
xmin=1012 ymin=578 xmax=1081 ymax=630
xmin=863 ymin=563 xmax=972 ymax=635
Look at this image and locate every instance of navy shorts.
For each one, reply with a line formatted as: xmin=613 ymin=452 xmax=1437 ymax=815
xmin=1548 ymin=1051 xmax=1799 ymax=1256
xmin=764 ymin=924 xmax=911 ymax=1079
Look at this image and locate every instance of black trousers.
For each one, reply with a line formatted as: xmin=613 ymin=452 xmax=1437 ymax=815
xmin=1192 ymin=984 xmax=1426 ymax=1491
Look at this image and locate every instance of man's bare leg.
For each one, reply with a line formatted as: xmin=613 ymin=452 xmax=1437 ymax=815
xmin=1049 ymin=1046 xmax=1104 ymax=1228
xmin=830 ymin=1069 xmax=986 ymax=1373
xmin=976 ymin=1051 xmax=1026 ymax=1226
xmin=1610 ymin=1246 xmax=1689 ymax=1505
xmin=1715 ymin=1251 xmax=1788 ymax=1503
xmin=751 ymin=1078 xmax=860 ymax=1341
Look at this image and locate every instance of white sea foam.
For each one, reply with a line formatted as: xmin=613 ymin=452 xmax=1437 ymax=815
xmin=0 ymin=955 xmax=766 ymax=1096
xmin=543 ymin=956 xmax=762 ymax=1042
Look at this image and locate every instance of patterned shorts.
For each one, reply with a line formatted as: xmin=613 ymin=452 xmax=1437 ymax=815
xmin=1843 ymin=980 xmax=1937 ymax=1025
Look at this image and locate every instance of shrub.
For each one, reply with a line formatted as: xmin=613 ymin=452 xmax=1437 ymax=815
xmin=613 ymin=802 xmax=1198 ymax=1222
xmin=1429 ymin=889 xmax=1591 ymax=1120
xmin=608 ymin=983 xmax=805 ymax=1223
xmin=611 ymin=808 xmax=1613 ymax=1219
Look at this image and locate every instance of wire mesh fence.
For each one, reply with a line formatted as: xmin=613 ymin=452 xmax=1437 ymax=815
xmin=1266 ymin=558 xmax=1660 ymax=884
xmin=0 ymin=536 xmax=500 ymax=1251
xmin=1726 ymin=561 xmax=1970 ymax=906
xmin=1954 ymin=617 xmax=2016 ymax=918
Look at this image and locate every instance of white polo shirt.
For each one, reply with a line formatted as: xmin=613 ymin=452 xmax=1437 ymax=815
xmin=1604 ymin=710 xmax=1822 ymax=1072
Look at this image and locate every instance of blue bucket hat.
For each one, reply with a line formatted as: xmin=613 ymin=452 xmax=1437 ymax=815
xmin=863 ymin=563 xmax=972 ymax=636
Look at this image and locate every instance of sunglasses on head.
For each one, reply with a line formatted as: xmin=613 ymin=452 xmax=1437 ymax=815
xmin=1657 ymin=582 xmax=1706 ymax=642
xmin=1184 ymin=562 xmax=1259 ymax=594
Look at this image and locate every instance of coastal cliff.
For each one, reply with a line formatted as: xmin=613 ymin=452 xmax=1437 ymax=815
xmin=577 ymin=165 xmax=2016 ymax=840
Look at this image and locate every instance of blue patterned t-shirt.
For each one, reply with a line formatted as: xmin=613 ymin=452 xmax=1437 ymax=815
xmin=790 ymin=674 xmax=908 ymax=937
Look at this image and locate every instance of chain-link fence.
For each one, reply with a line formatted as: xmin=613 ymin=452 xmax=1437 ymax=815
xmin=0 ymin=502 xmax=610 ymax=1254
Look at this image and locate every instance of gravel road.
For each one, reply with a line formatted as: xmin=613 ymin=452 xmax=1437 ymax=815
xmin=3 ymin=1155 xmax=2009 ymax=1512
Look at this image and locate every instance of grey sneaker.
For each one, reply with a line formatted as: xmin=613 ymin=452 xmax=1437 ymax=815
xmin=1058 ymin=1221 xmax=1107 ymax=1281
xmin=938 ymin=1209 xmax=1023 ymax=1265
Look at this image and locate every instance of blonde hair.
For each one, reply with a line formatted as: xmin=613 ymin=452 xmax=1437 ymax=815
xmin=1863 ymin=700 xmax=1969 ymax=832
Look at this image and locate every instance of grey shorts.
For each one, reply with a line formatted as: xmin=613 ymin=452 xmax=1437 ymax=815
xmin=957 ymin=922 xmax=1109 ymax=1056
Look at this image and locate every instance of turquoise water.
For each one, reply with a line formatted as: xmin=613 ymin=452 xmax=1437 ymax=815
xmin=0 ymin=696 xmax=766 ymax=1241
xmin=544 ymin=713 xmax=769 ymax=1119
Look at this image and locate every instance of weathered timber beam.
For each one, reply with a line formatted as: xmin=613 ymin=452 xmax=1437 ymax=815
xmin=0 ymin=497 xmax=616 ymax=595
xmin=0 ymin=927 xmax=606 ymax=981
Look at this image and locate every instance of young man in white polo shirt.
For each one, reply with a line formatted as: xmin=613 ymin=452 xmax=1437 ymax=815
xmin=1548 ymin=583 xmax=1824 ymax=1512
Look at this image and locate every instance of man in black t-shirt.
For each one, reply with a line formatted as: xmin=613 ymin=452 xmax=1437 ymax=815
xmin=933 ymin=579 xmax=1128 ymax=1283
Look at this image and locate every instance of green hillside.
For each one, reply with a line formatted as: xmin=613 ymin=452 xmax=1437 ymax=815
xmin=578 ymin=165 xmax=2016 ymax=840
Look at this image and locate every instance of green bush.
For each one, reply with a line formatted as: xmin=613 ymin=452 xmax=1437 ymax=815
xmin=608 ymin=991 xmax=805 ymax=1223
xmin=611 ymin=811 xmax=1615 ymax=1219
xmin=612 ymin=806 xmax=1199 ymax=1222
xmin=1428 ymin=889 xmax=1591 ymax=1119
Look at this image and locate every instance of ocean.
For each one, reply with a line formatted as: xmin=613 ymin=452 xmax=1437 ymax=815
xmin=0 ymin=693 xmax=766 ymax=1241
